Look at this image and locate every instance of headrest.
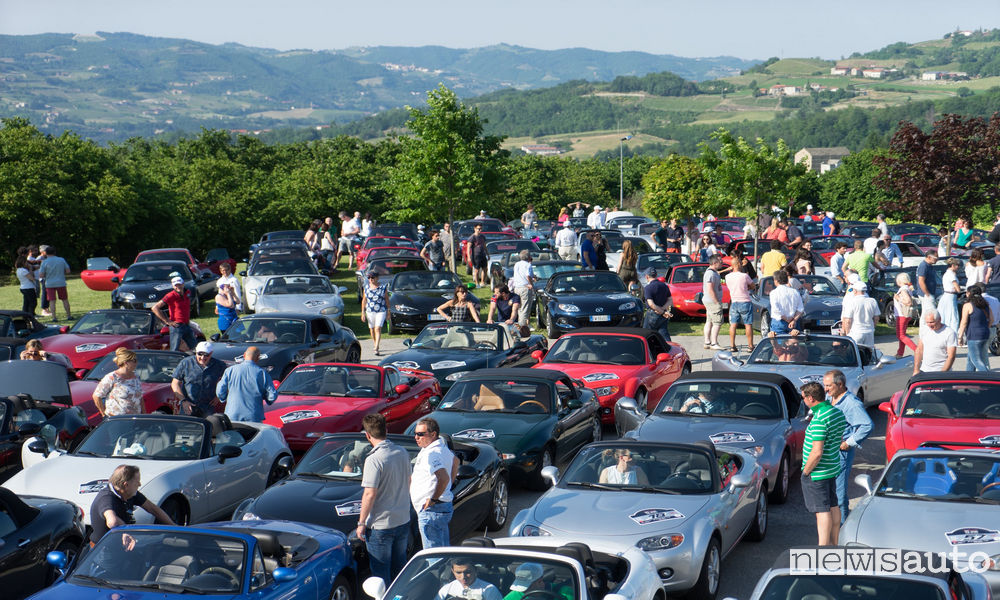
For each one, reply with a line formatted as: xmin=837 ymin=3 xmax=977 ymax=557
xmin=461 ymin=537 xmax=496 ymax=548
xmin=206 ymin=414 xmax=232 ymax=437
xmin=556 ymin=542 xmax=594 ymax=567
xmin=251 ymin=531 xmax=281 ymax=556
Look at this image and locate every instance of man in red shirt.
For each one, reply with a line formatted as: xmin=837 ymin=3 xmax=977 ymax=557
xmin=152 ymin=276 xmax=196 ymax=351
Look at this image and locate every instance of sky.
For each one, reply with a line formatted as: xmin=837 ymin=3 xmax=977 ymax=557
xmin=1 ymin=0 xmax=998 ymax=60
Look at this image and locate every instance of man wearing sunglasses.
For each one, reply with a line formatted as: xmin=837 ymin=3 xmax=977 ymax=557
xmin=410 ymin=417 xmax=459 ymax=549
xmin=171 ymin=341 xmax=226 ymax=416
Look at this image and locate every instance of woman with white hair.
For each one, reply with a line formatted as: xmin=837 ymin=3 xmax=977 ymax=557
xmin=892 ymin=272 xmax=918 ymax=358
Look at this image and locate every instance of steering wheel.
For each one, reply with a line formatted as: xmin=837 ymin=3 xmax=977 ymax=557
xmin=160 ymin=443 xmax=194 ymax=456
xmin=521 ymin=592 xmax=561 ymax=600
xmin=666 ymin=472 xmax=703 ymax=484
xmin=982 ymin=482 xmax=1000 ymax=493
xmin=278 ymin=333 xmax=298 ymax=343
xmin=981 ymin=404 xmax=1000 ymax=416
xmin=475 ymin=341 xmax=497 ymax=350
xmin=740 ymin=402 xmax=772 ymax=416
xmin=517 ymin=400 xmax=548 ymax=412
xmin=200 ymin=567 xmax=239 ymax=587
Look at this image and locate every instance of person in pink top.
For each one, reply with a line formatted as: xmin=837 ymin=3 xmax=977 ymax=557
xmin=724 ymin=259 xmax=757 ymax=352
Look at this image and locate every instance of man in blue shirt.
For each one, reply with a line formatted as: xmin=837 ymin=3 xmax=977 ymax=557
xmin=579 ymin=232 xmax=598 ymax=269
xmin=821 ymin=211 xmax=835 ymax=236
xmin=879 ymin=234 xmax=904 ymax=267
xmin=642 ymin=268 xmax=672 ymax=341
xmin=216 ymin=347 xmax=277 ymax=422
xmin=172 ymin=341 xmax=227 ymax=416
xmin=38 ymin=245 xmax=72 ymax=322
xmin=824 ymin=369 xmax=872 ymax=523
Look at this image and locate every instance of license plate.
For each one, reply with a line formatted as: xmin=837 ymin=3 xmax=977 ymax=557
xmin=818 ymin=319 xmax=835 ymax=326
xmin=144 ymin=302 xmax=158 ymax=308
xmin=590 ymin=315 xmax=611 ymax=322
xmin=428 ymin=314 xmax=446 ymax=321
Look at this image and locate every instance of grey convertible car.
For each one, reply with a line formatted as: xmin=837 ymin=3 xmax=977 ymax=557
xmin=510 ymin=440 xmax=767 ymax=600
xmin=615 ymin=371 xmax=805 ymax=504
xmin=712 ymin=334 xmax=913 ymax=406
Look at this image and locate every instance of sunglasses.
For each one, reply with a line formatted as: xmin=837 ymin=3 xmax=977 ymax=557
xmin=196 ymin=352 xmax=210 ymax=357
xmin=414 ymin=431 xmax=431 ymax=437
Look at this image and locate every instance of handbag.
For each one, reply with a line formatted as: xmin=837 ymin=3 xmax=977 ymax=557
xmin=896 ymin=289 xmax=918 ymax=319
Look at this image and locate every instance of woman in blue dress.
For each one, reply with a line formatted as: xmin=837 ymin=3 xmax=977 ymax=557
xmin=215 ymin=282 xmax=239 ymax=333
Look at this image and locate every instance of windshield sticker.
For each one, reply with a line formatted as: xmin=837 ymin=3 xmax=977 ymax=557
xmin=80 ymin=479 xmax=109 ymax=494
xmin=913 ymin=388 xmax=942 ymax=394
xmin=945 ymin=528 xmax=1000 ymax=546
xmin=455 ymin=429 xmax=496 ymax=440
xmin=629 ymin=508 xmax=685 ymax=525
xmin=335 ymin=501 xmax=363 ymax=517
xmin=710 ymin=432 xmax=755 ymax=444
xmin=978 ymin=435 xmax=1000 ymax=445
xmin=280 ymin=410 xmax=321 ymax=423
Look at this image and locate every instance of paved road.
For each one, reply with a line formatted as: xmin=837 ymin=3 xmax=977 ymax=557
xmin=359 ymin=332 xmax=915 ymax=599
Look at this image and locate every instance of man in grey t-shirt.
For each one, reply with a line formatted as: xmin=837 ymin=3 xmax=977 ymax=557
xmin=357 ymin=413 xmax=411 ymax=583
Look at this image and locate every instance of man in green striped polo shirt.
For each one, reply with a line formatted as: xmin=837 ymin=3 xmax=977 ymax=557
xmin=799 ymin=381 xmax=848 ymax=546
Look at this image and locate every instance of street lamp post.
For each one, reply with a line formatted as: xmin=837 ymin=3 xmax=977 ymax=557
xmin=619 ymin=135 xmax=632 ymax=209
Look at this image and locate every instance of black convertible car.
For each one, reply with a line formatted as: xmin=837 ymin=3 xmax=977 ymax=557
xmin=209 ymin=313 xmax=362 ymax=381
xmin=0 ymin=310 xmax=60 ymax=341
xmin=233 ymin=433 xmax=507 ymax=547
xmin=535 ymin=270 xmax=644 ymax=338
xmin=355 ymin=257 xmax=429 ymax=303
xmin=386 ymin=271 xmax=481 ymax=334
xmin=110 ymin=260 xmax=210 ymax=316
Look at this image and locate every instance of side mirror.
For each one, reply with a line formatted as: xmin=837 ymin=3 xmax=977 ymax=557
xmin=877 ymin=355 xmax=895 ymax=366
xmin=565 ymin=398 xmax=582 ymax=410
xmin=110 ymin=276 xmax=120 ymax=284
xmin=315 ymin=334 xmax=332 ymax=344
xmin=16 ymin=329 xmax=30 ymax=338
xmin=110 ymin=266 xmax=120 ymax=273
xmin=655 ymin=352 xmax=670 ymax=364
xmin=75 ymin=369 xmax=88 ymax=379
xmin=363 ymin=577 xmax=387 ymax=600
xmin=729 ymin=472 xmax=752 ymax=489
xmin=466 ymin=282 xmax=476 ymax=290
xmin=428 ymin=395 xmax=442 ymax=408
xmin=456 ymin=464 xmax=478 ymax=480
xmin=541 ymin=466 xmax=560 ymax=486
xmin=18 ymin=423 xmax=42 ymax=437
xmin=716 ymin=350 xmax=733 ymax=361
xmin=403 ymin=339 xmax=412 ymax=348
xmin=338 ymin=286 xmax=348 ymax=294
xmin=27 ymin=438 xmax=49 ymax=456
xmin=59 ymin=326 xmax=69 ymax=333
xmin=617 ymin=397 xmax=639 ymax=414
xmin=46 ymin=551 xmax=68 ymax=570
xmin=217 ymin=445 xmax=242 ymax=463
xmin=239 ymin=271 xmax=247 ymax=277
xmin=878 ymin=401 xmax=893 ymax=415
xmin=278 ymin=455 xmax=294 ymax=472
xmin=394 ymin=383 xmax=411 ymax=395
xmin=531 ymin=349 xmax=544 ymax=360
xmin=272 ymin=567 xmax=297 ymax=583
xmin=160 ymin=326 xmax=170 ymax=335
xmin=210 ymin=333 xmax=221 ymax=342
xmin=855 ymin=474 xmax=873 ymax=495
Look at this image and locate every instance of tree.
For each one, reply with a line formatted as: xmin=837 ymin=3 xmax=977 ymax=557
xmin=641 ymin=154 xmax=710 ymax=219
xmin=818 ymin=149 xmax=900 ymax=220
xmin=388 ymin=84 xmax=508 ymax=225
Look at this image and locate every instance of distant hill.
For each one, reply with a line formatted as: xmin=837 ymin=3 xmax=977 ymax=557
xmin=0 ymin=32 xmax=755 ymax=142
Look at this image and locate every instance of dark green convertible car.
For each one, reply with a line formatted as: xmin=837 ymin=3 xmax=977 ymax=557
xmin=407 ymin=368 xmax=601 ymax=490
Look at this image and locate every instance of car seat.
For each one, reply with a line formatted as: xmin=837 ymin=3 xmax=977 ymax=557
xmin=443 ymin=328 xmax=474 ymax=348
xmin=250 ymin=531 xmax=284 ymax=572
xmin=906 ymin=457 xmax=957 ymax=495
xmin=322 ymin=369 xmax=350 ymax=396
xmin=144 ymin=555 xmax=197 ymax=585
xmin=137 ymin=427 xmax=171 ymax=455
xmin=556 ymin=543 xmax=607 ymax=597
xmin=474 ymin=385 xmax=505 ymax=411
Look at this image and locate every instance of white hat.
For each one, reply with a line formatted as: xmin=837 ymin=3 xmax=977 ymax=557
xmin=510 ymin=563 xmax=544 ymax=592
xmin=826 ymin=211 xmax=835 ymax=218
xmin=195 ymin=341 xmax=214 ymax=354
xmin=846 ymin=272 xmax=860 ymax=285
xmin=807 ymin=204 xmax=813 ymax=210
xmin=594 ymin=205 xmax=602 ymax=211
xmin=170 ymin=276 xmax=184 ymax=285
xmin=854 ymin=282 xmax=868 ymax=292
xmin=564 ymin=221 xmax=573 ymax=227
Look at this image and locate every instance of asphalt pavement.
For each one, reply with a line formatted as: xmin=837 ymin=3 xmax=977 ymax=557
xmin=359 ymin=331 xmax=922 ymax=599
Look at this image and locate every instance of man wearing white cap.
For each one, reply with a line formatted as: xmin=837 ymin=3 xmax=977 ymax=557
xmin=171 ymin=341 xmax=226 ymax=416
xmin=555 ymin=221 xmax=578 ymax=261
xmin=504 ymin=562 xmax=573 ymax=600
xmin=152 ymin=276 xmax=196 ymax=351
xmin=839 ymin=281 xmax=880 ymax=347
xmin=587 ymin=205 xmax=603 ymax=229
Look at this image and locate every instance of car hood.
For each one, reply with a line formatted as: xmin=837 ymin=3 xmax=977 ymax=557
xmin=802 ymin=297 xmax=843 ymax=314
xmin=899 ymin=418 xmax=1000 ymax=451
xmin=256 ymin=294 xmax=342 ymax=313
xmin=390 ymin=290 xmax=454 ymax=308
xmin=529 ymin=487 xmax=709 ymax=536
xmin=383 ymin=348 xmax=489 ymax=372
xmin=635 ymin=416 xmax=783 ymax=448
xmin=535 ymin=363 xmax=641 ymax=382
xmin=246 ymin=475 xmax=363 ymax=531
xmin=431 ymin=410 xmax=549 ymax=450
xmin=43 ymin=333 xmax=140 ymax=354
xmin=211 ymin=342 xmax=288 ymax=364
xmin=854 ymin=496 xmax=1000 ymax=553
xmin=263 ymin=395 xmax=376 ymax=428
xmin=547 ymin=292 xmax=638 ymax=311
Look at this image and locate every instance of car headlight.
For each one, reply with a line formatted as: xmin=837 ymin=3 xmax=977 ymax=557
xmin=321 ymin=306 xmax=342 ymax=315
xmin=241 ymin=511 xmax=260 ymax=521
xmin=619 ymin=302 xmax=636 ymax=311
xmin=445 ymin=371 xmax=470 ymax=382
xmin=978 ymin=554 xmax=1000 ymax=571
xmin=582 ymin=373 xmax=617 ymax=383
xmin=500 ymin=453 xmax=516 ymax=461
xmin=120 ymin=292 xmax=136 ymax=301
xmin=393 ymin=304 xmax=419 ymax=313
xmin=594 ymin=386 xmax=620 ymax=397
xmin=519 ymin=525 xmax=552 ymax=537
xmin=557 ymin=303 xmax=580 ymax=313
xmin=636 ymin=534 xmax=684 ymax=551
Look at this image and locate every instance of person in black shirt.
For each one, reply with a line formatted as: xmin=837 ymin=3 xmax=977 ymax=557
xmin=594 ymin=232 xmax=610 ymax=270
xmin=642 ymin=268 xmax=672 ymax=341
xmin=653 ymin=219 xmax=671 ymax=251
xmin=90 ymin=465 xmax=175 ymax=546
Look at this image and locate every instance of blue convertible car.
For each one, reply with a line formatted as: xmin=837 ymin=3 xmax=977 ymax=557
xmin=37 ymin=520 xmax=356 ymax=600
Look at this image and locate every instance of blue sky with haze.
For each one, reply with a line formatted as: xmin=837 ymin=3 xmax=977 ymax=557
xmin=2 ymin=0 xmax=997 ymax=60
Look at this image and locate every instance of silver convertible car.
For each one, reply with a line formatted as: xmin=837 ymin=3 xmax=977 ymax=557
xmin=510 ymin=440 xmax=767 ymax=600
xmin=712 ymin=334 xmax=913 ymax=406
xmin=253 ymin=274 xmax=347 ymax=323
xmin=616 ymin=371 xmax=806 ymax=504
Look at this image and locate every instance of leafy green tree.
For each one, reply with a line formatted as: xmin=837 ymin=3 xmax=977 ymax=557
xmin=388 ymin=84 xmax=508 ymax=224
xmin=641 ymin=154 xmax=710 ymax=219
xmin=818 ymin=149 xmax=900 ymax=220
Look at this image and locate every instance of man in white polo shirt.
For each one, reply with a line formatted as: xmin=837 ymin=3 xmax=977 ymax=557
xmin=555 ymin=222 xmax=578 ymax=261
xmin=410 ymin=417 xmax=459 ymax=548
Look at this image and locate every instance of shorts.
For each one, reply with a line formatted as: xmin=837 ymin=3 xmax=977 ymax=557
xmin=801 ymin=473 xmax=837 ymax=513
xmin=704 ymin=302 xmax=723 ymax=324
xmin=472 ymin=255 xmax=487 ymax=269
xmin=338 ymin=237 xmax=353 ymax=253
xmin=366 ymin=311 xmax=387 ymax=328
xmin=729 ymin=301 xmax=752 ymax=325
xmin=45 ymin=286 xmax=67 ymax=301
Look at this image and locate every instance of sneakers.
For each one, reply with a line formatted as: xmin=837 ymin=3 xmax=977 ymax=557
xmin=708 ymin=343 xmax=725 ymax=351
xmin=41 ymin=310 xmax=52 ymax=317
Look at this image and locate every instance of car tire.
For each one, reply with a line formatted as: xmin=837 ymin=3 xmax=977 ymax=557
xmin=770 ymin=452 xmax=790 ymax=504
xmin=546 ymin=317 xmax=558 ymax=340
xmin=991 ymin=332 xmax=1000 ymax=356
xmin=527 ymin=446 xmax=555 ymax=491
xmin=161 ymin=497 xmax=189 ymax=526
xmin=686 ymin=537 xmax=721 ymax=600
xmin=266 ymin=454 xmax=289 ymax=487
xmin=484 ymin=474 xmax=509 ymax=531
xmin=329 ymin=574 xmax=353 ymax=600
xmin=387 ymin=317 xmax=397 ymax=335
xmin=759 ymin=311 xmax=770 ymax=336
xmin=883 ymin=302 xmax=896 ymax=327
xmin=346 ymin=346 xmax=361 ymax=364
xmin=591 ymin=416 xmax=602 ymax=442
xmin=46 ymin=538 xmax=79 ymax=585
xmin=747 ymin=487 xmax=768 ymax=541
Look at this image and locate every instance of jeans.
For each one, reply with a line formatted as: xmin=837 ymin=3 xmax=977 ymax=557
xmin=169 ymin=322 xmax=197 ymax=352
xmin=366 ymin=522 xmax=409 ymax=583
xmin=642 ymin=312 xmax=671 ymax=341
xmin=39 ymin=280 xmax=49 ymax=310
xmin=966 ymin=338 xmax=991 ymax=371
xmin=20 ymin=288 xmax=38 ymax=315
xmin=417 ymin=501 xmax=453 ymax=549
xmin=895 ymin=316 xmax=917 ymax=356
xmin=429 ymin=262 xmax=444 ymax=271
xmin=770 ymin=318 xmax=790 ymax=334
xmin=836 ymin=446 xmax=856 ymax=523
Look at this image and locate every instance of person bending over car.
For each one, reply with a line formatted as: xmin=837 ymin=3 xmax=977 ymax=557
xmin=436 ymin=558 xmax=503 ymax=600
xmin=90 ymin=465 xmax=175 ymax=548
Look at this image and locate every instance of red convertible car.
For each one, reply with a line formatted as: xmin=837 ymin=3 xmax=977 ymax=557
xmin=70 ymin=349 xmax=186 ymax=425
xmin=664 ymin=262 xmax=732 ymax=318
xmin=263 ymin=363 xmax=442 ymax=453
xmin=80 ymin=257 xmax=123 ymax=291
xmin=40 ymin=309 xmax=171 ymax=370
xmin=880 ymin=372 xmax=1000 ymax=460
xmin=357 ymin=237 xmax=421 ymax=266
xmin=531 ymin=328 xmax=691 ymax=423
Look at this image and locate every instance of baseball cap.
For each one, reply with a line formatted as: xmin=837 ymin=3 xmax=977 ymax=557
xmin=846 ymin=272 xmax=860 ymax=285
xmin=509 ymin=563 xmax=544 ymax=592
xmin=807 ymin=204 xmax=813 ymax=210
xmin=594 ymin=205 xmax=602 ymax=211
xmin=195 ymin=341 xmax=214 ymax=354
xmin=645 ymin=267 xmax=657 ymax=278
xmin=170 ymin=276 xmax=184 ymax=285
xmin=855 ymin=282 xmax=868 ymax=292
xmin=564 ymin=221 xmax=572 ymax=228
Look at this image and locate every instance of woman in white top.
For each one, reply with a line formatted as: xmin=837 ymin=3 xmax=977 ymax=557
xmin=361 ymin=213 xmax=374 ymax=238
xmin=938 ymin=258 xmax=962 ymax=332
xmin=965 ymin=249 xmax=987 ymax=286
xmin=14 ymin=254 xmax=37 ymax=314
xmin=599 ymin=449 xmax=649 ymax=485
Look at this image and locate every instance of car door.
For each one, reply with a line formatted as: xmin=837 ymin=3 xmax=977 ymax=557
xmin=859 ymin=345 xmax=898 ymax=404
xmin=497 ymin=328 xmax=534 ymax=368
xmin=202 ymin=430 xmax=263 ymax=520
xmin=715 ymin=455 xmax=750 ymax=550
xmin=644 ymin=335 xmax=677 ymax=401
xmin=0 ymin=400 xmax=21 ymax=483
xmin=0 ymin=498 xmax=37 ymax=600
xmin=382 ymin=368 xmax=425 ymax=432
xmin=554 ymin=381 xmax=592 ymax=455
xmin=307 ymin=318 xmax=341 ymax=362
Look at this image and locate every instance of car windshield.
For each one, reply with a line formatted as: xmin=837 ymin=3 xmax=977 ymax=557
xmin=748 ymin=337 xmax=859 ymax=368
xmin=808 ymin=237 xmax=852 ymax=250
xmin=384 ymin=552 xmax=579 ymax=600
xmin=369 ymin=260 xmax=427 ymax=276
xmin=86 ymin=257 xmax=117 ymax=270
xmin=457 ymin=221 xmax=503 ymax=237
xmin=761 ymin=575 xmax=945 ymax=600
xmin=262 ymin=275 xmax=333 ymax=295
xmin=206 ymin=248 xmax=230 ymax=262
xmin=636 ymin=253 xmax=690 ymax=271
xmin=876 ymin=454 xmax=1000 ymax=504
xmin=295 ymin=436 xmax=419 ymax=479
xmin=605 ymin=238 xmax=651 ymax=253
xmin=669 ymin=266 xmax=709 ymax=284
xmin=533 ymin=263 xmax=582 ymax=281
xmin=368 ymin=248 xmax=420 ymax=261
xmin=901 ymin=382 xmax=1000 ymax=419
xmin=278 ymin=365 xmax=381 ymax=397
xmin=75 ymin=417 xmax=206 ymax=459
xmin=264 ymin=231 xmax=305 ymax=241
xmin=373 ymin=226 xmax=417 ymax=239
xmin=439 ymin=379 xmax=552 ymax=414
xmin=893 ymin=224 xmax=936 ymax=235
xmin=550 ymin=272 xmax=627 ymax=293
xmin=545 ymin=335 xmax=646 ymax=365
xmin=122 ymin=263 xmax=191 ymax=283
xmin=364 ymin=237 xmax=413 ymax=250
xmin=656 ymin=381 xmax=784 ymax=419
xmin=503 ymin=251 xmax=556 ymax=267
xmin=411 ymin=323 xmax=501 ymax=350
xmin=86 ymin=352 xmax=184 ymax=383
xmin=561 ymin=444 xmax=720 ymax=493
xmin=71 ymin=529 xmax=246 ymax=594
xmin=906 ymin=234 xmax=939 ymax=247
xmin=761 ymin=276 xmax=840 ymax=297
xmin=487 ymin=240 xmax=536 ymax=255
xmin=222 ymin=318 xmax=308 ymax=344
xmin=249 ymin=258 xmax=315 ymax=276
xmin=392 ymin=271 xmax=461 ymax=291
xmin=136 ymin=251 xmax=189 ymax=264
xmin=70 ymin=311 xmax=152 ymax=335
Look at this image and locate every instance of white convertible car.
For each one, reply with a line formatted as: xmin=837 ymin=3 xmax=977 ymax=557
xmin=5 ymin=413 xmax=292 ymax=526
